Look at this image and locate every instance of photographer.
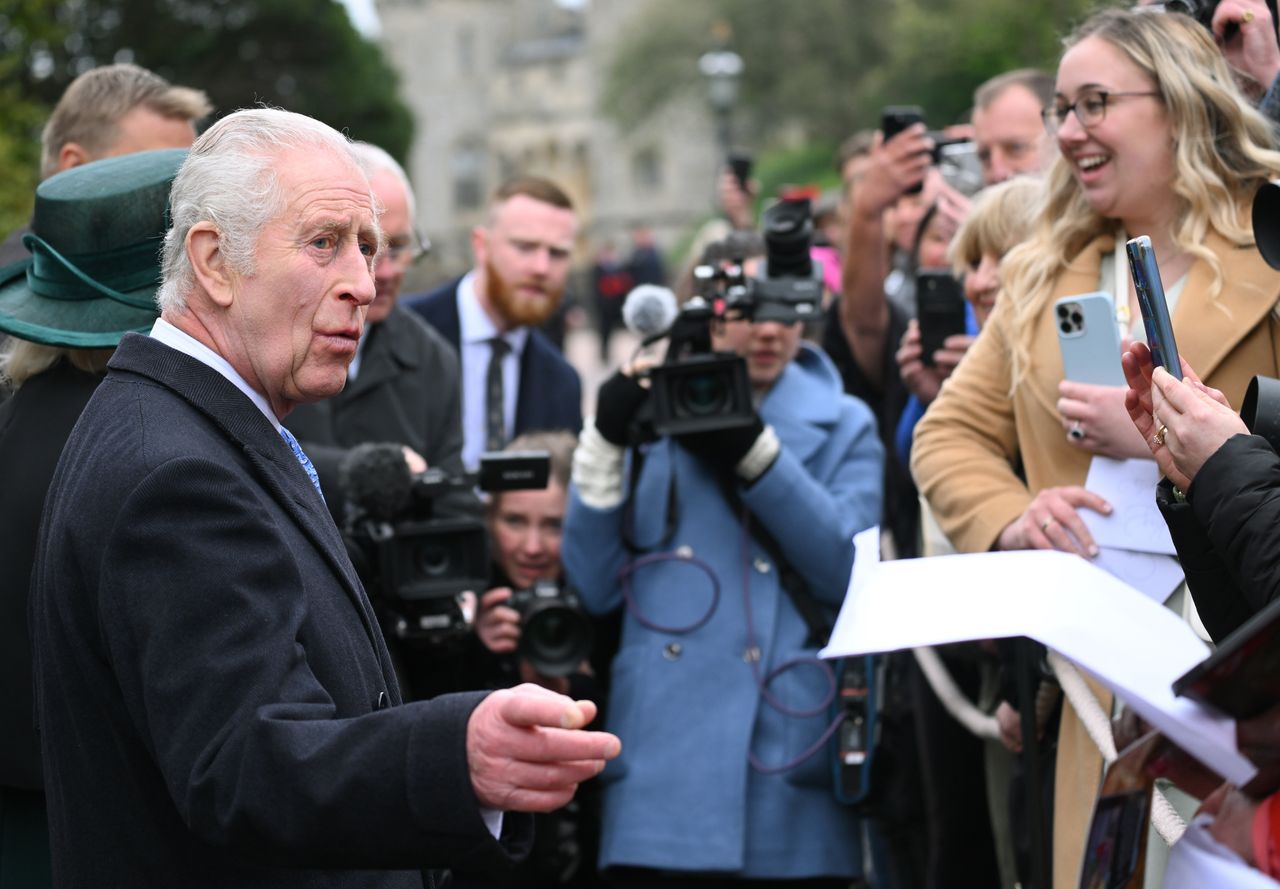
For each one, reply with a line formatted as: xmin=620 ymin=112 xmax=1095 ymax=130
xmin=562 ymin=219 xmax=883 ymax=884
xmin=462 ymin=431 xmax=602 ymax=889
xmin=474 ymin=430 xmax=595 ymax=699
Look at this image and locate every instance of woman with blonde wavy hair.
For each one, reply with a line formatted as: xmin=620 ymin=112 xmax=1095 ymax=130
xmin=912 ymin=6 xmax=1280 ymax=885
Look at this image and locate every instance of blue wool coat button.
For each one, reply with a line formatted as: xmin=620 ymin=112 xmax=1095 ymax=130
xmin=675 ymin=545 xmax=694 ymax=559
xmin=753 ymin=557 xmax=771 ymax=574
xmin=663 ymin=642 xmax=682 ymax=661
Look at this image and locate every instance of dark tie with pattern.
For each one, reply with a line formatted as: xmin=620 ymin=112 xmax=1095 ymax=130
xmin=485 ymin=336 xmax=510 ymax=453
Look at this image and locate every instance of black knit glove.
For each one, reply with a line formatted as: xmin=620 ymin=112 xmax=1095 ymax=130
xmin=676 ymin=413 xmax=765 ymax=469
xmin=594 ymin=370 xmax=649 ymax=446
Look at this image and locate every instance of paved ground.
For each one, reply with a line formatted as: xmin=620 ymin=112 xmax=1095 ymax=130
xmin=562 ymin=323 xmax=641 ymax=420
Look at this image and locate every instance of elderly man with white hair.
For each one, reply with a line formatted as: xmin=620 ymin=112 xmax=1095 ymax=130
xmin=285 ymin=141 xmax=470 ymax=527
xmin=29 ymin=108 xmax=619 ymax=889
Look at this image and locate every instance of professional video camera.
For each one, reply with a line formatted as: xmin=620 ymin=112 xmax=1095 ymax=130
xmin=1152 ymin=0 xmax=1280 ymax=37
xmin=339 ymin=444 xmax=549 ymax=644
xmin=508 ymin=579 xmax=594 ymax=677
xmin=645 ymin=197 xmax=824 ymax=437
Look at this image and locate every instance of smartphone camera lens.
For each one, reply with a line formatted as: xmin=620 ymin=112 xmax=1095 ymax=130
xmin=1071 ymin=311 xmax=1083 ymax=328
xmin=1060 ymin=321 xmax=1072 ymax=335
xmin=1056 ymin=305 xmax=1069 ymax=319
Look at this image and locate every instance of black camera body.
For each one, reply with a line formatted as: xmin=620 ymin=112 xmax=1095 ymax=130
xmin=508 ymin=579 xmax=594 ymax=677
xmin=647 ymin=198 xmax=822 ymax=438
xmin=341 ymin=447 xmax=550 ymax=644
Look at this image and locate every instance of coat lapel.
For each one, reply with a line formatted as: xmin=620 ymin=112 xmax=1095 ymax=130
xmin=1172 ymin=231 xmax=1279 ymax=381
xmin=109 ymin=335 xmax=397 ymax=690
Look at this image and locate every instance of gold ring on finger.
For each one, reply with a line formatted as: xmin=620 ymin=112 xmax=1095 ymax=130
xmin=1040 ymin=516 xmax=1056 ymax=533
xmin=1243 ymin=8 xmax=1256 ymax=24
xmin=1152 ymin=424 xmax=1169 ymax=447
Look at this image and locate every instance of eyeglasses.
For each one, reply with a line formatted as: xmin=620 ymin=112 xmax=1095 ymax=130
xmin=383 ymin=230 xmax=431 ymax=266
xmin=1041 ymin=89 xmax=1162 ymax=134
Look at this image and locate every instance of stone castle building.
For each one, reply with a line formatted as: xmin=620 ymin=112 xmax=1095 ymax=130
xmin=376 ymin=0 xmax=725 ymax=277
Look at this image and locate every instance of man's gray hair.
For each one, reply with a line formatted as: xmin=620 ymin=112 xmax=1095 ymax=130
xmin=349 ymin=141 xmax=416 ymax=224
xmin=157 ymin=108 xmax=365 ymax=314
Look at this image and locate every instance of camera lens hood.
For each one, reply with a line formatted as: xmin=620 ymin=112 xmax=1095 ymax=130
xmin=1241 ymin=375 xmax=1280 ymax=452
xmin=1252 ymin=180 xmax=1280 ymax=270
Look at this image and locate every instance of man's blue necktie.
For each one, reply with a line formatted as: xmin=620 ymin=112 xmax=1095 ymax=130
xmin=279 ymin=426 xmax=324 ymax=501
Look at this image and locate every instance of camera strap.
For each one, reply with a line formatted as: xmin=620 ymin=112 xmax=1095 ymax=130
xmin=717 ymin=475 xmax=833 ymax=648
xmin=620 ymin=442 xmax=680 ymax=555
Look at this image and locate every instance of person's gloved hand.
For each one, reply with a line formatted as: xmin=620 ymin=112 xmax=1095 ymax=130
xmin=594 ymin=370 xmax=649 ymax=446
xmin=676 ymin=413 xmax=767 ymax=471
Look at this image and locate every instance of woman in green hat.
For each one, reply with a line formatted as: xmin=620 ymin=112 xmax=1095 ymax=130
xmin=0 ymin=148 xmax=185 ymax=886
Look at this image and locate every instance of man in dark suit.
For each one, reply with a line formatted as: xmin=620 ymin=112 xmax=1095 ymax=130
xmin=403 ymin=177 xmax=582 ymax=470
xmin=29 ymin=108 xmax=618 ymax=889
xmin=286 ymin=142 xmax=470 ymax=522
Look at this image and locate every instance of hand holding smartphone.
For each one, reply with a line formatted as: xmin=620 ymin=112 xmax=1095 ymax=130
xmin=915 ymin=270 xmax=967 ymax=366
xmin=1125 ymin=236 xmax=1182 ymax=381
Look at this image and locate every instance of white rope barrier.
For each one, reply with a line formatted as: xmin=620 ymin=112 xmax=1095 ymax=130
xmin=911 ymin=646 xmax=1001 ymax=740
xmin=1046 ymin=650 xmax=1187 ymax=847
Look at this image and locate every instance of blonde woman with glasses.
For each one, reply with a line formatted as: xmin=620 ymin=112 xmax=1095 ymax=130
xmin=912 ymin=7 xmax=1280 ymax=885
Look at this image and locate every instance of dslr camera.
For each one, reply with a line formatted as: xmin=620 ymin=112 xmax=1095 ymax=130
xmin=507 ymin=579 xmax=594 ymax=677
xmin=340 ymin=446 xmax=550 ymax=644
xmin=647 ymin=197 xmax=823 ymax=437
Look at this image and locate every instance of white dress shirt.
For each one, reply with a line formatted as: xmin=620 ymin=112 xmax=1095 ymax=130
xmin=457 ymin=271 xmax=529 ymax=469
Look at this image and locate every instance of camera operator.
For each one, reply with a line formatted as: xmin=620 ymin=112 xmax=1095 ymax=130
xmin=562 ymin=214 xmax=883 ymax=884
xmin=446 ymin=430 xmax=602 ymax=889
xmin=474 ymin=430 xmax=595 ymax=698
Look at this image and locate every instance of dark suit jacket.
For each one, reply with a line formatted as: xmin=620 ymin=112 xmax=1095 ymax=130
xmin=403 ymin=278 xmax=583 ymax=439
xmin=286 ymin=305 xmax=472 ymax=521
xmin=30 ymin=333 xmax=528 ymax=887
xmin=0 ymin=361 xmax=102 ymax=791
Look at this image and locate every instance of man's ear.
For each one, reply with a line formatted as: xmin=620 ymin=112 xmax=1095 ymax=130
xmin=471 ymin=225 xmax=489 ymax=269
xmin=56 ymin=142 xmax=91 ymax=172
xmin=187 ymin=222 xmax=235 ymax=308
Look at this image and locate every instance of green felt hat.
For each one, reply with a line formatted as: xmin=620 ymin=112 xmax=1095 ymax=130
xmin=0 ymin=148 xmax=186 ymax=348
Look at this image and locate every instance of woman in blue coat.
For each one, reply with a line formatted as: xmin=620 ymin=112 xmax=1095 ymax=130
xmin=563 ymin=293 xmax=884 ymax=885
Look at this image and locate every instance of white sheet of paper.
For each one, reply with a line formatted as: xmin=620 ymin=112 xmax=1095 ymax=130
xmin=1081 ymin=456 xmax=1176 ymax=555
xmin=1162 ymin=816 xmax=1279 ymax=889
xmin=1093 ymin=547 xmax=1185 ymax=603
xmin=822 ymin=548 xmax=1256 ymax=785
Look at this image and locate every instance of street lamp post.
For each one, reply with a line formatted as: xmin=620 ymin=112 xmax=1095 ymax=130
xmin=698 ymin=47 xmax=744 ymax=163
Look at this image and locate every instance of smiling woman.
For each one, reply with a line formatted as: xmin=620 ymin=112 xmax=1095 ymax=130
xmin=910 ymin=6 xmax=1280 ymax=885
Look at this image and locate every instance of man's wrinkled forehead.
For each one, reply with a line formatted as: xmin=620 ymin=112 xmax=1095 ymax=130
xmin=270 ymin=146 xmax=382 ymax=244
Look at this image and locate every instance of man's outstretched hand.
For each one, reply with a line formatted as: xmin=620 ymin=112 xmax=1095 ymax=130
xmin=466 ymin=684 xmax=621 ymax=812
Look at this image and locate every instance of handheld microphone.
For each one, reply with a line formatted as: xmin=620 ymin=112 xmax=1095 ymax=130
xmin=339 ymin=442 xmax=411 ymax=521
xmin=622 ymin=284 xmax=678 ymax=341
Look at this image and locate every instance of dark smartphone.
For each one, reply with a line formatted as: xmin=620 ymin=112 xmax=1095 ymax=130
xmin=1125 ymin=236 xmax=1182 ymax=381
xmin=916 ymin=270 xmax=967 ymax=367
xmin=727 ymin=151 xmax=753 ymax=195
xmin=882 ymin=105 xmax=926 ymax=195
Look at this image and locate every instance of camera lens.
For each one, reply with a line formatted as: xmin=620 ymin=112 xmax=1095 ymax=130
xmin=416 ymin=544 xmax=451 ymax=577
xmin=677 ymin=373 xmax=729 ymax=417
xmin=523 ymin=604 xmax=593 ymax=677
xmin=1060 ymin=321 xmax=1072 ymax=335
xmin=762 ymin=198 xmax=813 ymax=279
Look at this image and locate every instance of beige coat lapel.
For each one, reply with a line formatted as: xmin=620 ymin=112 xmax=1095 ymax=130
xmin=1173 ymin=230 xmax=1279 ymax=381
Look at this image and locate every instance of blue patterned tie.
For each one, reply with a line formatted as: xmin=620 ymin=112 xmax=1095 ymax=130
xmin=279 ymin=426 xmax=324 ymax=501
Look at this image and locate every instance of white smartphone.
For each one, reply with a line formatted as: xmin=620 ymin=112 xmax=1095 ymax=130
xmin=1054 ymin=292 xmax=1124 ymax=386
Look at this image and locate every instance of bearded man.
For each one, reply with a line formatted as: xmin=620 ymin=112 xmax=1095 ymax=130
xmin=405 ymin=177 xmax=582 ymax=470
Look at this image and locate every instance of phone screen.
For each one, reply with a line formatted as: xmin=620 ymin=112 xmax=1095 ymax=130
xmin=916 ymin=270 xmax=967 ymax=367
